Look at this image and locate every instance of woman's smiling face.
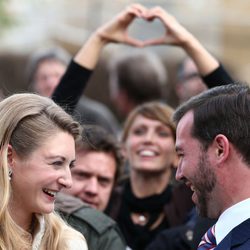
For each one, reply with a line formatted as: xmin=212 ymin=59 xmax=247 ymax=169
xmin=124 ymin=115 xmax=177 ymax=173
xmin=9 ymin=131 xmax=76 ymax=217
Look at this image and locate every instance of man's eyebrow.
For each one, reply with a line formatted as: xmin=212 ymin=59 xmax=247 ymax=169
xmin=98 ymin=173 xmax=114 ymax=179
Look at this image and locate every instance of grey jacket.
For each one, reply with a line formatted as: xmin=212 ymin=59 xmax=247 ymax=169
xmin=55 ymin=193 xmax=126 ymax=250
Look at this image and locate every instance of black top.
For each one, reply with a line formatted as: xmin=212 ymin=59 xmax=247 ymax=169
xmin=52 ymin=61 xmax=120 ymax=134
xmin=52 ymin=61 xmax=91 ymax=114
xmin=106 ymin=179 xmax=194 ymax=250
xmin=202 ymin=64 xmax=233 ymax=88
xmin=118 ymin=181 xmax=172 ymax=250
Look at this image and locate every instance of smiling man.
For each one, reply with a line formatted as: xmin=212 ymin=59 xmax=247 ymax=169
xmin=63 ymin=125 xmax=123 ymax=212
xmin=173 ymin=83 xmax=250 ymax=249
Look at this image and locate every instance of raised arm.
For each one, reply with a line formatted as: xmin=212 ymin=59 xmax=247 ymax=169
xmin=52 ymin=4 xmax=147 ymax=112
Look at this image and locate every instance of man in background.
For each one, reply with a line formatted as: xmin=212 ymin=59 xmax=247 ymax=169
xmin=175 ymin=57 xmax=207 ymax=104
xmin=27 ymin=46 xmax=119 ymax=134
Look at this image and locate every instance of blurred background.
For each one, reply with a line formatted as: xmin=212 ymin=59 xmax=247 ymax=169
xmin=0 ymin=0 xmax=250 ymax=108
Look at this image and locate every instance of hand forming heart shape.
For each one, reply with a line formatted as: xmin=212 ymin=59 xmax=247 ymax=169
xmin=97 ymin=4 xmax=189 ymax=48
xmin=127 ymin=17 xmax=166 ymax=45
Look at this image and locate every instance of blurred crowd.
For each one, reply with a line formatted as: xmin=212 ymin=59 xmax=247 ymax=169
xmin=0 ymin=3 xmax=250 ymax=250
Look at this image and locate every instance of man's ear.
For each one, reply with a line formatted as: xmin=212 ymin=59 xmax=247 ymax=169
xmin=213 ymin=134 xmax=230 ymax=163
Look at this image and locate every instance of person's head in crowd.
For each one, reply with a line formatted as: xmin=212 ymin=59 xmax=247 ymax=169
xmin=175 ymin=57 xmax=207 ymax=104
xmin=109 ymin=50 xmax=168 ymax=119
xmin=0 ymin=93 xmax=87 ymax=249
xmin=27 ymin=47 xmax=71 ymax=97
xmin=63 ymin=125 xmax=123 ymax=211
xmin=121 ymin=101 xmax=177 ymax=178
xmin=174 ymin=83 xmax=250 ymax=219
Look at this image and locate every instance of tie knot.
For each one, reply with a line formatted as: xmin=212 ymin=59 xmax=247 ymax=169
xmin=198 ymin=225 xmax=216 ymax=250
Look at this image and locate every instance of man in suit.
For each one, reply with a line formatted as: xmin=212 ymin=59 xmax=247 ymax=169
xmin=173 ymin=83 xmax=250 ymax=249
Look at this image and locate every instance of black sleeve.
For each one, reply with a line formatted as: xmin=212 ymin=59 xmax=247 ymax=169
xmin=52 ymin=60 xmax=92 ymax=114
xmin=202 ymin=64 xmax=234 ymax=89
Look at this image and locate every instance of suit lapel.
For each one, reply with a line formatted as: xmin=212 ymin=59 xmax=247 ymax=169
xmin=216 ymin=218 xmax=250 ymax=249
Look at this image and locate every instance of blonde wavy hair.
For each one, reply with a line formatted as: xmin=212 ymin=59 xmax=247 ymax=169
xmin=0 ymin=93 xmax=83 ymax=250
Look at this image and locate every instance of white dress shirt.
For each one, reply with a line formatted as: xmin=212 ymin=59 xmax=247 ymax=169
xmin=215 ymin=198 xmax=250 ymax=244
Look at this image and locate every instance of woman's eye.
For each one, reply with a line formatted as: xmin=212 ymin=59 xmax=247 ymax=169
xmin=69 ymin=161 xmax=75 ymax=169
xmin=158 ymin=130 xmax=171 ymax=137
xmin=158 ymin=131 xmax=168 ymax=136
xmin=133 ymin=128 xmax=145 ymax=136
xmin=52 ymin=161 xmax=63 ymax=166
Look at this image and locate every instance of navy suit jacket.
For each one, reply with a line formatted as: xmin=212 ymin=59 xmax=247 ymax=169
xmin=216 ymin=218 xmax=250 ymax=250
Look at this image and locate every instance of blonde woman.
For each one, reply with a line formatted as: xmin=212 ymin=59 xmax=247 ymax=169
xmin=0 ymin=93 xmax=87 ymax=250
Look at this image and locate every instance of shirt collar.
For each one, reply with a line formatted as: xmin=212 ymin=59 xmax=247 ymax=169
xmin=215 ymin=198 xmax=250 ymax=244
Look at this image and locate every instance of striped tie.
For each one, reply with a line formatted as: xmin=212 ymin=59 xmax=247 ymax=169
xmin=197 ymin=225 xmax=216 ymax=250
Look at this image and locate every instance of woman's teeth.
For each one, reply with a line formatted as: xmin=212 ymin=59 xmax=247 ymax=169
xmin=43 ymin=188 xmax=57 ymax=197
xmin=139 ymin=150 xmax=156 ymax=157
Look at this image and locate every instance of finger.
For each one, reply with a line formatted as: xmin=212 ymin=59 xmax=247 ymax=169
xmin=143 ymin=37 xmax=167 ymax=46
xmin=124 ymin=4 xmax=148 ymax=21
xmin=125 ymin=34 xmax=144 ymax=47
xmin=146 ymin=6 xmax=175 ymax=24
xmin=145 ymin=6 xmax=163 ymax=19
xmin=128 ymin=3 xmax=148 ymax=17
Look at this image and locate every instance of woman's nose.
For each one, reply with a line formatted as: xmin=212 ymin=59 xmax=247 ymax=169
xmin=59 ymin=168 xmax=73 ymax=189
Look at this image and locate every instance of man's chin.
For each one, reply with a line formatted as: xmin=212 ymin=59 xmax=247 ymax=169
xmin=84 ymin=200 xmax=99 ymax=210
xmin=195 ymin=195 xmax=208 ymax=217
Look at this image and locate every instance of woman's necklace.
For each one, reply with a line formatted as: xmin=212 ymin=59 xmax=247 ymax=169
xmin=138 ymin=215 xmax=146 ymax=223
xmin=131 ymin=212 xmax=149 ymax=226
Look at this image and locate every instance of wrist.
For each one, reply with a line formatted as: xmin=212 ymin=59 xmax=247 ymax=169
xmin=94 ymin=29 xmax=110 ymax=46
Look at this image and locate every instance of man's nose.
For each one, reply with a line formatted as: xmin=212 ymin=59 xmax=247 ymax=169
xmin=175 ymin=164 xmax=183 ymax=181
xmin=85 ymin=177 xmax=98 ymax=195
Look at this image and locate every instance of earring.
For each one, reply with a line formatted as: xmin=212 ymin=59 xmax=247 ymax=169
xmin=8 ymin=169 xmax=12 ymax=181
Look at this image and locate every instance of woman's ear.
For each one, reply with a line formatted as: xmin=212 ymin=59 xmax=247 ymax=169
xmin=120 ymin=143 xmax=127 ymax=159
xmin=7 ymin=144 xmax=15 ymax=168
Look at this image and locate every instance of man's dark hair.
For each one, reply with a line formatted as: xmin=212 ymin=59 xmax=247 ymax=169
xmin=173 ymin=83 xmax=250 ymax=165
xmin=78 ymin=125 xmax=123 ymax=182
xmin=109 ymin=50 xmax=167 ymax=104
